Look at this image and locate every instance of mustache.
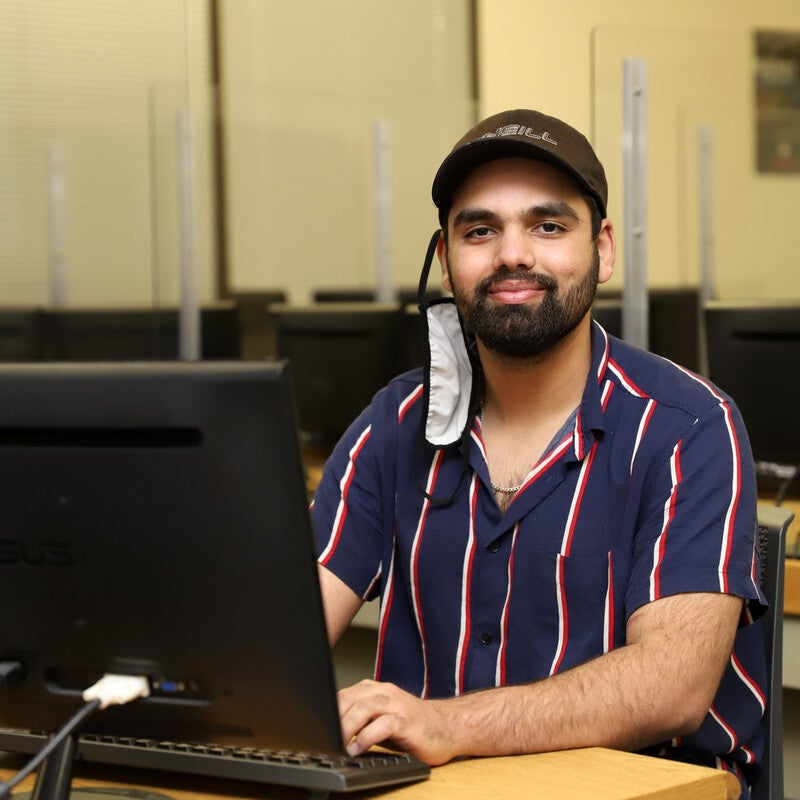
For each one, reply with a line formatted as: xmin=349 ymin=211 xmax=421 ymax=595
xmin=476 ymin=269 xmax=558 ymax=296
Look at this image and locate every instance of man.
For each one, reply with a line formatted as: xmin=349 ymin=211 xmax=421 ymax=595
xmin=311 ymin=109 xmax=766 ymax=796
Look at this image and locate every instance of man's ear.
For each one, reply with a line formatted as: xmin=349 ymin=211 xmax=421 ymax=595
xmin=596 ymin=219 xmax=616 ymax=285
xmin=436 ymin=232 xmax=452 ymax=293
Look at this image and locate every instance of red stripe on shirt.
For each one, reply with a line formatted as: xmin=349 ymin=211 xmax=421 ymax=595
xmin=455 ymin=476 xmax=479 ymax=695
xmin=496 ymin=523 xmax=520 ymax=686
xmin=374 ymin=550 xmax=396 ymax=681
xmin=651 ymin=441 xmax=682 ymax=599
xmin=410 ymin=449 xmax=444 ymax=697
xmin=605 ymin=550 xmax=615 ymax=653
xmin=319 ymin=426 xmax=371 ymax=566
xmin=550 ymin=554 xmax=569 ymax=675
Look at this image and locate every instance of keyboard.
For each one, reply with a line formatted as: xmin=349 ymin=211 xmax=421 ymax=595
xmin=0 ymin=729 xmax=431 ymax=796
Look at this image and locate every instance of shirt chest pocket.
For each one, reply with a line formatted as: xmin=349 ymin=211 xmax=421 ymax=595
xmin=503 ymin=544 xmax=634 ymax=680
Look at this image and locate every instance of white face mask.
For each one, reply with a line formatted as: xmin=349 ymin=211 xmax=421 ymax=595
xmin=416 ymin=231 xmax=476 ymax=449
xmin=423 ymin=299 xmax=474 ymax=447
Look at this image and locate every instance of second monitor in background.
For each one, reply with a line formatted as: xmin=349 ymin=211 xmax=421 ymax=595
xmin=704 ymin=301 xmax=800 ymax=499
xmin=271 ymin=303 xmax=407 ymax=444
xmin=592 ymin=288 xmax=702 ymax=373
xmin=40 ymin=305 xmax=241 ymax=361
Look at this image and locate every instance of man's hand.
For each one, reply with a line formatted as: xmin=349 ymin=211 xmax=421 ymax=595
xmin=338 ymin=679 xmax=455 ymax=765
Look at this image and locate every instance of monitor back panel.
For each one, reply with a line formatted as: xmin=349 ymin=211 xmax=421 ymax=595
xmin=0 ymin=361 xmax=342 ymax=754
xmin=705 ymin=303 xmax=800 ymax=468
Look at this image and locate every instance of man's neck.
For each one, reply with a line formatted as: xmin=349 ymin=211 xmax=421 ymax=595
xmin=478 ymin=316 xmax=593 ymax=426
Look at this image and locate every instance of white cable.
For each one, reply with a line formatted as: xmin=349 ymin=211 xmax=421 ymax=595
xmin=82 ymin=673 xmax=150 ymax=709
xmin=0 ymin=673 xmax=151 ymax=798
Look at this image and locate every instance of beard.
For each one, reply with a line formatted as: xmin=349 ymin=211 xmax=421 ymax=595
xmin=450 ymin=246 xmax=600 ymax=360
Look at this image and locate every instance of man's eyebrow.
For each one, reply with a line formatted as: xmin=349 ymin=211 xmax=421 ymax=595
xmin=527 ymin=202 xmax=581 ymax=221
xmin=451 ymin=208 xmax=500 ymax=228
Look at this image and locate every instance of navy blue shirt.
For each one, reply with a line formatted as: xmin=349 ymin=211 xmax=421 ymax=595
xmin=312 ymin=324 xmax=766 ymax=793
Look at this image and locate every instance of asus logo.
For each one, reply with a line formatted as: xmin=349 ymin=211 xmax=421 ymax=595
xmin=0 ymin=540 xmax=73 ymax=566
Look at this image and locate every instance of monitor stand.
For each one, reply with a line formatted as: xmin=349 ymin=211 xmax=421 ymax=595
xmin=15 ymin=735 xmax=173 ymax=800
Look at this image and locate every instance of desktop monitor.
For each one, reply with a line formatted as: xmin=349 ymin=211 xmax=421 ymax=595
xmin=40 ymin=305 xmax=241 ymax=361
xmin=591 ymin=288 xmax=702 ymax=372
xmin=0 ymin=309 xmax=44 ymax=361
xmin=704 ymin=301 xmax=800 ymax=473
xmin=312 ymin=288 xmax=444 ymax=305
xmin=0 ymin=361 xmax=342 ymax=781
xmin=271 ymin=303 xmax=405 ymax=443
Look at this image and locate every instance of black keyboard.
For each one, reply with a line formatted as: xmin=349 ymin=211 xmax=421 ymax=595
xmin=0 ymin=729 xmax=431 ymax=796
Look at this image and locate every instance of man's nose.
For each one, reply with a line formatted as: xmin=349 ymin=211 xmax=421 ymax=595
xmin=493 ymin=227 xmax=535 ymax=271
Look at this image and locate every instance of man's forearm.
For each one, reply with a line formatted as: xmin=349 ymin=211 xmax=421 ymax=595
xmin=340 ymin=592 xmax=742 ymax=764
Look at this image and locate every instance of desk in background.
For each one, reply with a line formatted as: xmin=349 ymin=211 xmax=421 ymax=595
xmin=0 ymin=747 xmax=740 ymax=800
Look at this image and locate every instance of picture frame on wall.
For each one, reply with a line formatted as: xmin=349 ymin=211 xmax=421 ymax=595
xmin=756 ymin=29 xmax=800 ymax=174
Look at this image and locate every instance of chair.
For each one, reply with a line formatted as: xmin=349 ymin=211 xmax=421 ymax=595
xmin=752 ymin=504 xmax=794 ymax=800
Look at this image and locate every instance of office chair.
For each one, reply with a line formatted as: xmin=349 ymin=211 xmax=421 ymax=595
xmin=751 ymin=504 xmax=794 ymax=800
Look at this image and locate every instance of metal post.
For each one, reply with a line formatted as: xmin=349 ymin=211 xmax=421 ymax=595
xmin=622 ymin=59 xmax=648 ymax=349
xmin=47 ymin=144 xmax=68 ymax=307
xmin=372 ymin=119 xmax=395 ymax=303
xmin=176 ymin=109 xmax=200 ymax=360
xmin=698 ymin=126 xmax=715 ymax=304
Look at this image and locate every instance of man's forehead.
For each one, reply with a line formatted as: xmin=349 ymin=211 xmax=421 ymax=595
xmin=449 ymin=157 xmax=590 ymax=220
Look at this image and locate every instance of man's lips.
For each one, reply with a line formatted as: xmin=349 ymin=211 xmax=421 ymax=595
xmin=487 ymin=280 xmax=548 ymax=305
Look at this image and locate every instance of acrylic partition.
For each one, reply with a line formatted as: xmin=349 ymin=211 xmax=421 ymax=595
xmin=591 ymin=24 xmax=800 ymax=305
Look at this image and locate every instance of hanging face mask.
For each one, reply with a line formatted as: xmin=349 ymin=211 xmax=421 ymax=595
xmin=415 ymin=231 xmax=479 ymax=449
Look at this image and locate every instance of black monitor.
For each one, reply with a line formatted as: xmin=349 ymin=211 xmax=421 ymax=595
xmin=704 ymin=302 xmax=800 ymax=479
xmin=0 ymin=309 xmax=44 ymax=361
xmin=312 ymin=289 xmax=376 ymax=303
xmin=40 ymin=305 xmax=241 ymax=361
xmin=591 ymin=288 xmax=702 ymax=372
xmin=0 ymin=361 xmax=344 ymax=793
xmin=271 ymin=303 xmax=406 ymax=444
xmin=312 ymin=288 xmax=444 ymax=306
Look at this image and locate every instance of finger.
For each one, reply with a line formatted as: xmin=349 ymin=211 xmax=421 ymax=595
xmin=346 ymin=712 xmax=402 ymax=756
xmin=339 ymin=687 xmax=394 ymax=744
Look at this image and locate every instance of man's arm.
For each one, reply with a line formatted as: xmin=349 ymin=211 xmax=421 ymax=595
xmin=337 ymin=591 xmax=743 ymax=765
xmin=318 ymin=564 xmax=364 ymax=646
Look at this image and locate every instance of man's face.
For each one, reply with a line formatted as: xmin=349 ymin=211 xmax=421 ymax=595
xmin=438 ymin=157 xmax=614 ymax=360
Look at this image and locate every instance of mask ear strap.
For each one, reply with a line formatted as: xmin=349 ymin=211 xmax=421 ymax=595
xmin=416 ymin=230 xmax=442 ymax=307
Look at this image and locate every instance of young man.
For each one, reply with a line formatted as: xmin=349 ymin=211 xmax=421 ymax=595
xmin=311 ymin=109 xmax=766 ymax=796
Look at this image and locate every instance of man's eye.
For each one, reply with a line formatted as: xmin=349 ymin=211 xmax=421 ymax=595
xmin=538 ymin=222 xmax=563 ymax=234
xmin=467 ymin=226 xmax=493 ymax=238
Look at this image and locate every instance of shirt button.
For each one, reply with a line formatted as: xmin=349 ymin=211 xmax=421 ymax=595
xmin=480 ymin=632 xmax=493 ymax=646
xmin=488 ymin=541 xmax=500 ymax=553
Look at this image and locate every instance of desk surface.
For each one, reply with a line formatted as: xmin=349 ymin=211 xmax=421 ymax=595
xmin=1 ymin=747 xmax=740 ymax=800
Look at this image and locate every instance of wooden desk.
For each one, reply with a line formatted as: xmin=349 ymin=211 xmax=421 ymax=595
xmin=778 ymin=498 xmax=800 ymax=615
xmin=0 ymin=747 xmax=740 ymax=800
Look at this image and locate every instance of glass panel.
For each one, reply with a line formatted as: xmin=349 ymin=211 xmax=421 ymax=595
xmin=592 ymin=24 xmax=800 ymax=301
xmin=0 ymin=0 xmax=475 ymax=322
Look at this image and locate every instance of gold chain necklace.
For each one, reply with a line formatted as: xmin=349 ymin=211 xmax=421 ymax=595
xmin=490 ymin=479 xmax=523 ymax=494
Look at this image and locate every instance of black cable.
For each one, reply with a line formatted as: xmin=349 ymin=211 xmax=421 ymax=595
xmin=0 ymin=698 xmax=101 ymax=798
xmin=774 ymin=464 xmax=800 ymax=508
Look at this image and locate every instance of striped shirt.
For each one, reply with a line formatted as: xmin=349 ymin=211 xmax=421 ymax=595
xmin=312 ymin=323 xmax=766 ymax=793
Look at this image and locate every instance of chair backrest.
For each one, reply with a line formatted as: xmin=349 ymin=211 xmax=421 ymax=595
xmin=751 ymin=504 xmax=793 ymax=800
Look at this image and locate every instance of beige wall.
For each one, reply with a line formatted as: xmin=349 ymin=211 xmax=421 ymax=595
xmin=476 ymin=0 xmax=800 ymax=300
xmin=218 ymin=0 xmax=474 ymax=303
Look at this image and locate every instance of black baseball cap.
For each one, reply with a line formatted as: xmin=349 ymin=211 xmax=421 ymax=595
xmin=432 ymin=109 xmax=608 ymax=227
